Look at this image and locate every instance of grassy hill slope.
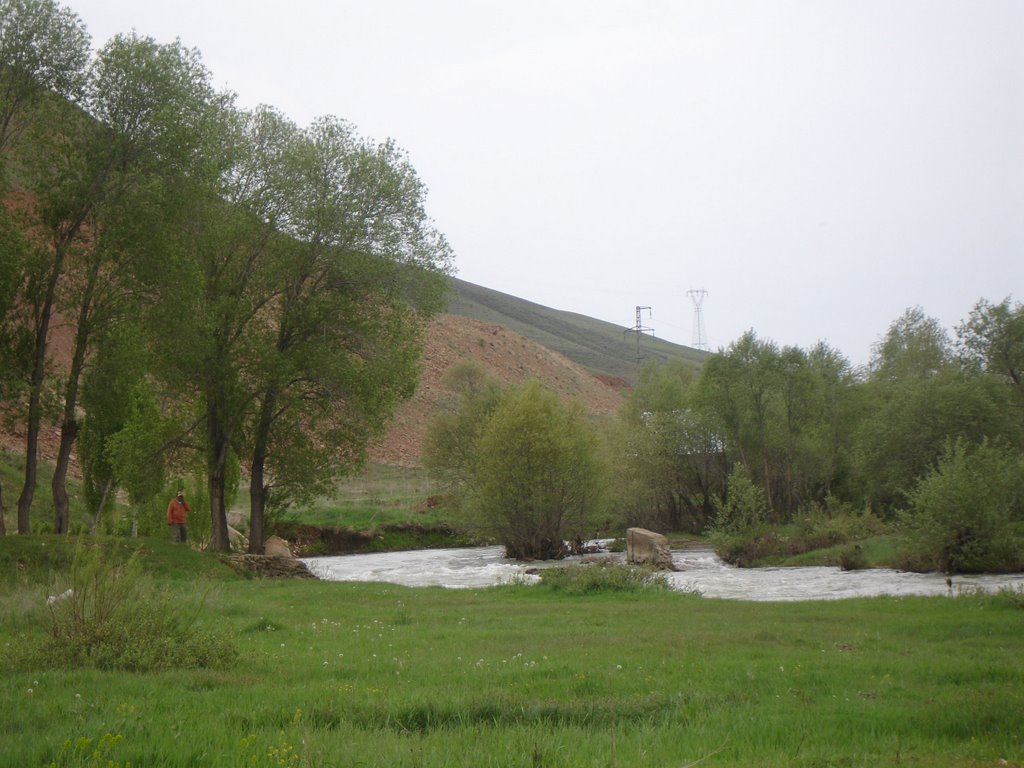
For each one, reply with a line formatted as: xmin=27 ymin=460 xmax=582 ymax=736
xmin=446 ymin=278 xmax=707 ymax=383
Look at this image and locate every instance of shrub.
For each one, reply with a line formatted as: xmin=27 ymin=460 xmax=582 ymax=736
xmin=837 ymin=544 xmax=868 ymax=571
xmin=899 ymin=441 xmax=1024 ymax=573
xmin=462 ymin=381 xmax=607 ymax=560
xmin=711 ymin=464 xmax=767 ymax=534
xmin=538 ymin=561 xmax=669 ymax=595
xmin=33 ymin=539 xmax=236 ymax=671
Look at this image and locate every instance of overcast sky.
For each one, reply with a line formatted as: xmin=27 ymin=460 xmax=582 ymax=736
xmin=69 ymin=0 xmax=1022 ymax=364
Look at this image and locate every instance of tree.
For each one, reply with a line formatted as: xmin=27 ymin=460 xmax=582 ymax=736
xmin=242 ymin=116 xmax=451 ymax=552
xmin=901 ymin=440 xmax=1023 ymax=573
xmin=869 ymin=306 xmax=950 ymax=382
xmin=612 ymin=359 xmax=725 ymax=532
xmin=854 ymin=306 xmax=1018 ymax=514
xmin=461 ymin=381 xmax=606 ymax=560
xmin=0 ymin=0 xmax=89 ymax=156
xmin=422 ymin=361 xmax=504 ymax=499
xmin=6 ymin=32 xmax=221 ymax=534
xmin=958 ymin=297 xmax=1024 ymax=416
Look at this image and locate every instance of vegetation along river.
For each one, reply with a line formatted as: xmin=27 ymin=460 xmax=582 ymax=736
xmin=303 ymin=544 xmax=1024 ymax=600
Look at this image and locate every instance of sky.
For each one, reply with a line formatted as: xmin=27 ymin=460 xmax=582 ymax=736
xmin=68 ymin=0 xmax=1023 ymax=364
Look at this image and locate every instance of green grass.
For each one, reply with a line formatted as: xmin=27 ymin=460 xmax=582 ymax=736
xmin=2 ymin=535 xmax=1023 ymax=767
xmin=448 ymin=277 xmax=706 ymax=382
xmin=0 ymin=450 xmax=94 ymax=534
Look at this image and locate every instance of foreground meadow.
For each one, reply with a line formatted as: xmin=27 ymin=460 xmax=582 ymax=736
xmin=2 ymin=539 xmax=1022 ymax=767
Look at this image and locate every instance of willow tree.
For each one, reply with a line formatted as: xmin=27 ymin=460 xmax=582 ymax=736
xmin=464 ymin=381 xmax=605 ymax=560
xmin=243 ymin=116 xmax=451 ymax=552
xmin=0 ymin=0 xmax=90 ymax=533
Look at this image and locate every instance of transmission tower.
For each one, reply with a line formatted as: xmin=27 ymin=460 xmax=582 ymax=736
xmin=624 ymin=306 xmax=654 ymax=364
xmin=688 ymin=289 xmax=709 ymax=351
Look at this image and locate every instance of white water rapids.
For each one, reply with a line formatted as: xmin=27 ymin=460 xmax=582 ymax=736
xmin=302 ymin=544 xmax=1024 ymax=601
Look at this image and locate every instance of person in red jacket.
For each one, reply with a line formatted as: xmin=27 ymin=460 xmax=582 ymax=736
xmin=166 ymin=490 xmax=191 ymax=543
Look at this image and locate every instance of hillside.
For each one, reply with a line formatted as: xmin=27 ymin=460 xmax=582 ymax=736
xmin=447 ymin=278 xmax=707 ymax=383
xmin=368 ymin=280 xmax=707 ymax=466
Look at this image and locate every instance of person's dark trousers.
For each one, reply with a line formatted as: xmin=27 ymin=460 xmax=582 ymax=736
xmin=171 ymin=523 xmax=188 ymax=543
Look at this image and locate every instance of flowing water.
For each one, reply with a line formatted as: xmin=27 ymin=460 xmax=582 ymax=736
xmin=303 ymin=544 xmax=1024 ymax=601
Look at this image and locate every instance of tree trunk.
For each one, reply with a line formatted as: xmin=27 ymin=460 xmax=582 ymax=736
xmin=90 ymin=476 xmax=113 ymax=532
xmin=206 ymin=396 xmax=231 ymax=552
xmin=17 ymin=232 xmax=74 ymax=533
xmin=53 ymin=252 xmax=100 ymax=533
xmin=247 ymin=388 xmax=277 ymax=555
xmin=51 ymin=423 xmax=77 ymax=534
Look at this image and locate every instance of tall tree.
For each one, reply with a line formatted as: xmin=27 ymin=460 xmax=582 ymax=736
xmin=958 ymin=297 xmax=1024 ymax=418
xmin=854 ymin=306 xmax=1016 ymax=513
xmin=244 ymin=116 xmax=451 ymax=552
xmin=0 ymin=0 xmax=89 ymax=534
xmin=8 ymin=32 xmax=218 ymax=533
xmin=137 ymin=103 xmax=314 ymax=552
xmin=48 ymin=34 xmax=219 ymax=533
xmin=613 ymin=359 xmax=724 ymax=532
xmin=0 ymin=0 xmax=89 ymax=157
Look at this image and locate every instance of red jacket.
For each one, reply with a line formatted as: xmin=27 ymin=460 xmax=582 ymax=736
xmin=166 ymin=497 xmax=191 ymax=525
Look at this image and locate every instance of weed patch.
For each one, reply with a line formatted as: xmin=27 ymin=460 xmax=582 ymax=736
xmin=537 ymin=561 xmax=669 ymax=595
xmin=22 ymin=539 xmax=236 ymax=672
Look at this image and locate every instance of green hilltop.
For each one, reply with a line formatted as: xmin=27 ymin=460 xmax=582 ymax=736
xmin=446 ymin=277 xmax=707 ymax=383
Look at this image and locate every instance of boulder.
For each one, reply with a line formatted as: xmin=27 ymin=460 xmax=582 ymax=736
xmin=223 ymin=555 xmax=315 ymax=579
xmin=625 ymin=527 xmax=676 ymax=571
xmin=263 ymin=535 xmax=292 ymax=558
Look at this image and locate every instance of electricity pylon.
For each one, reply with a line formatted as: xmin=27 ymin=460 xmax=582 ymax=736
xmin=688 ymin=288 xmax=708 ymax=351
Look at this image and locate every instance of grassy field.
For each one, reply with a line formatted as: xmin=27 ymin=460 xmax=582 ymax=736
xmin=2 ymin=536 xmax=1022 ymax=767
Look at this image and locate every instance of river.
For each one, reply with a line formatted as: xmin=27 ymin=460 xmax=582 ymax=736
xmin=302 ymin=544 xmax=1024 ymax=601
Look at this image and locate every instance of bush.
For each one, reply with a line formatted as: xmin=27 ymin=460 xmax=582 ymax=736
xmin=711 ymin=464 xmax=767 ymax=534
xmin=32 ymin=539 xmax=236 ymax=671
xmin=837 ymin=544 xmax=868 ymax=571
xmin=899 ymin=441 xmax=1024 ymax=573
xmin=538 ymin=561 xmax=669 ymax=595
xmin=460 ymin=381 xmax=607 ymax=560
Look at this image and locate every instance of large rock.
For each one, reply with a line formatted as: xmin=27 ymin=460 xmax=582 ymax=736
xmin=263 ymin=535 xmax=292 ymax=558
xmin=626 ymin=527 xmax=676 ymax=571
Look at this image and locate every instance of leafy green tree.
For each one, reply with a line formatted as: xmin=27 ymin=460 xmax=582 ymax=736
xmin=612 ymin=359 xmax=724 ymax=532
xmin=869 ymin=306 xmax=950 ymax=382
xmin=1 ymin=0 xmax=89 ymax=534
xmin=900 ymin=440 xmax=1023 ymax=573
xmin=155 ymin=103 xmax=284 ymax=551
xmin=958 ymin=297 xmax=1024 ymax=417
xmin=462 ymin=381 xmax=606 ymax=560
xmin=6 ymin=32 xmax=220 ymax=534
xmin=854 ymin=306 xmax=1018 ymax=514
xmin=694 ymin=332 xmax=853 ymax=520
xmin=422 ymin=361 xmax=504 ymax=500
xmin=0 ymin=0 xmax=89 ymax=156
xmin=243 ymin=116 xmax=450 ymax=552
xmin=711 ymin=463 xmax=768 ymax=534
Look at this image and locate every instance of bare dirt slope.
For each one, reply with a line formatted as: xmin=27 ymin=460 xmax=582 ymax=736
xmin=2 ymin=313 xmax=626 ymax=472
xmin=368 ymin=314 xmax=627 ymax=466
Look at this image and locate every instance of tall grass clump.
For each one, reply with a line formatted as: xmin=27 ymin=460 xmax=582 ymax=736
xmin=32 ymin=539 xmax=236 ymax=672
xmin=537 ymin=561 xmax=669 ymax=595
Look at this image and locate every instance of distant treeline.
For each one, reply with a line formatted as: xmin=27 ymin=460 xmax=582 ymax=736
xmin=612 ymin=304 xmax=1024 ymax=571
